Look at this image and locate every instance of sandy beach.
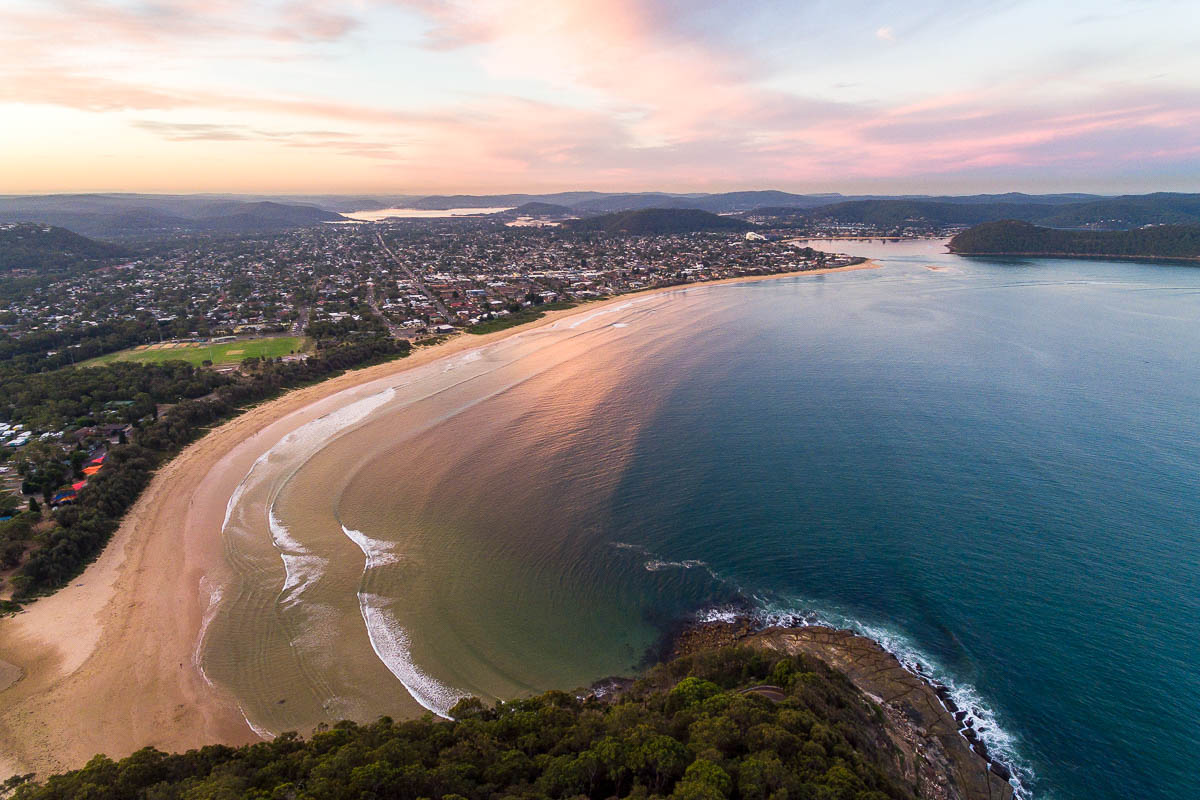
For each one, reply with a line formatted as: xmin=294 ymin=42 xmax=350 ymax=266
xmin=0 ymin=261 xmax=877 ymax=779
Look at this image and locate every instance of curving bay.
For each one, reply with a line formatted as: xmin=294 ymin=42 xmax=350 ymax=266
xmin=208 ymin=241 xmax=1200 ymax=800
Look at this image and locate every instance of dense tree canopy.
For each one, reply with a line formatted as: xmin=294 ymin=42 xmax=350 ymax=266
xmin=948 ymin=220 xmax=1200 ymax=259
xmin=8 ymin=647 xmax=914 ymax=800
xmin=4 ymin=334 xmax=409 ymax=600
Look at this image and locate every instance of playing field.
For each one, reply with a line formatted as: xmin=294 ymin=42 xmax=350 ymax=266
xmin=81 ymin=336 xmax=309 ymax=367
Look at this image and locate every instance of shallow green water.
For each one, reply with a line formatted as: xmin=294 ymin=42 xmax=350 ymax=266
xmin=211 ymin=240 xmax=1200 ymax=799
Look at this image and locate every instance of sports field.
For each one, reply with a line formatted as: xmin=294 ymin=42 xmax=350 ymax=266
xmin=81 ymin=336 xmax=309 ymax=367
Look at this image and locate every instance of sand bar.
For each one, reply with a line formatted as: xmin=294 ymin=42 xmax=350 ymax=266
xmin=0 ymin=261 xmax=877 ymax=778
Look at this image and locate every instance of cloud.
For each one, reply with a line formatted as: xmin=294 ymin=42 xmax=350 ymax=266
xmin=2 ymin=0 xmax=1199 ymax=191
xmin=130 ymin=119 xmax=401 ymax=160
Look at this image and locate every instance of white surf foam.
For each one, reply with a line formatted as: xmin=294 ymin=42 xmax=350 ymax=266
xmin=645 ymin=558 xmax=709 ymax=571
xmin=714 ymin=600 xmax=1034 ymax=799
xmin=340 ymin=524 xmax=403 ymax=568
xmin=269 ymin=507 xmax=328 ymax=608
xmin=240 ymin=707 xmax=274 ymax=740
xmin=193 ymin=577 xmax=223 ymax=688
xmin=222 ymin=450 xmax=272 ymax=532
xmin=340 ymin=524 xmax=466 ymax=717
xmin=557 ymin=295 xmax=658 ymax=330
xmin=356 ymin=593 xmax=469 ymax=717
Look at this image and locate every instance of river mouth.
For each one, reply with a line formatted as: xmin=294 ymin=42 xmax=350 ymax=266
xmin=205 ymin=243 xmax=1200 ymax=800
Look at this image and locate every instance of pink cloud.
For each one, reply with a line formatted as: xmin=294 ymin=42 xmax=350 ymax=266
xmin=2 ymin=0 xmax=1199 ymax=191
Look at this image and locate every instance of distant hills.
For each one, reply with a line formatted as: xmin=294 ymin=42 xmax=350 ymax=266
xmin=751 ymin=193 xmax=1200 ymax=229
xmin=0 ymin=223 xmax=130 ymax=272
xmin=5 ymin=191 xmax=1200 ymax=241
xmin=949 ymin=220 xmax=1200 ymax=260
xmin=491 ymin=201 xmax=577 ymax=220
xmin=0 ymin=195 xmax=345 ymax=238
xmin=565 ymin=208 xmax=754 ymax=235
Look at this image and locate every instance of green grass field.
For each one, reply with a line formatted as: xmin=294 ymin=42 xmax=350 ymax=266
xmin=81 ymin=336 xmax=309 ymax=368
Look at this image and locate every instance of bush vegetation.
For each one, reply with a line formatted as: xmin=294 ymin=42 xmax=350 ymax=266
xmin=949 ymin=220 xmax=1200 ymax=259
xmin=6 ymin=647 xmax=913 ymax=800
xmin=2 ymin=333 xmax=409 ymax=600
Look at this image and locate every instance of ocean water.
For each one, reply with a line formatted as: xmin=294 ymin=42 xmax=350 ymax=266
xmin=207 ymin=240 xmax=1200 ymax=800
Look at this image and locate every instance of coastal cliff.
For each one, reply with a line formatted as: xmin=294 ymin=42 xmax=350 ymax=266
xmin=674 ymin=623 xmax=1016 ymax=800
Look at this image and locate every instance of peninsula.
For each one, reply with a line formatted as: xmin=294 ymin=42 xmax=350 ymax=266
xmin=948 ymin=220 xmax=1200 ymax=261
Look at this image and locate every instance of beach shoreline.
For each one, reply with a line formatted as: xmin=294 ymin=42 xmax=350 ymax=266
xmin=0 ymin=261 xmax=878 ymax=779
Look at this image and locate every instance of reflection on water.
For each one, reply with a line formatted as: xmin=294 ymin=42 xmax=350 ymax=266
xmin=206 ymin=250 xmax=1200 ymax=800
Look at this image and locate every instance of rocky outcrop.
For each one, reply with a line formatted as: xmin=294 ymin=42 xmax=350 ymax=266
xmin=677 ymin=623 xmax=1016 ymax=800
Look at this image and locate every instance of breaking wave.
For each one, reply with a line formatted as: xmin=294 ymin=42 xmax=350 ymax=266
xmin=696 ymin=599 xmax=1034 ymax=800
xmin=341 ymin=524 xmax=466 ymax=717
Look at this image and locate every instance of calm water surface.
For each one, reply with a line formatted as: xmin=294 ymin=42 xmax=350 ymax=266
xmin=210 ymin=240 xmax=1200 ymax=800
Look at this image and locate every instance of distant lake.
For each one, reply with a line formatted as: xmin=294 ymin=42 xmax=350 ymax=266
xmin=207 ymin=239 xmax=1200 ymax=800
xmin=341 ymin=207 xmax=514 ymax=221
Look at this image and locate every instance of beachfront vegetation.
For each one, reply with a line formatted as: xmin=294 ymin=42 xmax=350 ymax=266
xmin=6 ymin=646 xmax=915 ymax=800
xmin=1 ymin=327 xmax=409 ymax=601
xmin=467 ymin=300 xmax=578 ymax=335
xmin=79 ymin=336 xmax=309 ymax=368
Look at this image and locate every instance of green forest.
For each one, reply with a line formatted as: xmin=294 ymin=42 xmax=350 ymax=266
xmin=0 ymin=324 xmax=409 ymax=601
xmin=5 ymin=647 xmax=916 ymax=800
xmin=0 ymin=224 xmax=130 ymax=273
xmin=948 ymin=220 xmax=1200 ymax=259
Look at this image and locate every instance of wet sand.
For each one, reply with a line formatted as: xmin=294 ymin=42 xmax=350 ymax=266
xmin=0 ymin=262 xmax=877 ymax=778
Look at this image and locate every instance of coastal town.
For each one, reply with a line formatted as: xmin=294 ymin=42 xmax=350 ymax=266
xmin=1 ymin=221 xmax=860 ymax=347
xmin=0 ymin=217 xmax=863 ymax=599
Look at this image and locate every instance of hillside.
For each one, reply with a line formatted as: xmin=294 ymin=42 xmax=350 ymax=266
xmin=0 ymin=223 xmax=130 ymax=271
xmin=493 ymin=201 xmax=576 ymax=219
xmin=190 ymin=201 xmax=344 ymax=232
xmin=567 ymin=208 xmax=754 ymax=235
xmin=749 ymin=193 xmax=1200 ymax=230
xmin=0 ymin=196 xmax=345 ymax=238
xmin=948 ymin=220 xmax=1200 ymax=259
xmin=4 ymin=644 xmax=1010 ymax=800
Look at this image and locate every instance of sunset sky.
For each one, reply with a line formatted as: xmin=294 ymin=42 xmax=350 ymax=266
xmin=3 ymin=0 xmax=1198 ymax=195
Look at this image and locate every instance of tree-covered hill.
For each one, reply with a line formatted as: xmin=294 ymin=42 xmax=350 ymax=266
xmin=566 ymin=209 xmax=754 ymax=235
xmin=6 ymin=647 xmax=924 ymax=800
xmin=948 ymin=220 xmax=1200 ymax=259
xmin=0 ymin=224 xmax=130 ymax=272
xmin=0 ymin=198 xmax=345 ymax=239
xmin=493 ymin=202 xmax=576 ymax=219
xmin=748 ymin=193 xmax=1200 ymax=230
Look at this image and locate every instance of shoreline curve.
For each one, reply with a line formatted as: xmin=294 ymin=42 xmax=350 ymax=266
xmin=0 ymin=260 xmax=878 ymax=779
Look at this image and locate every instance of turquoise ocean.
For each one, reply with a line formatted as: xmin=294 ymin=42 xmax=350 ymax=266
xmin=214 ymin=239 xmax=1200 ymax=800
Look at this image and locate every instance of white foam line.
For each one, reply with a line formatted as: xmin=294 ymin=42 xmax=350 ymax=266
xmin=556 ymin=294 xmax=659 ymax=330
xmin=341 ymin=524 xmax=402 ymax=568
xmin=192 ymin=577 xmax=223 ymax=688
xmin=729 ymin=601 xmax=1034 ymax=800
xmin=222 ymin=450 xmax=272 ymax=531
xmin=341 ymin=525 xmax=467 ymax=717
xmin=645 ymin=558 xmax=708 ymax=571
xmin=240 ymin=707 xmax=274 ymax=740
xmin=269 ymin=507 xmax=328 ymax=608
